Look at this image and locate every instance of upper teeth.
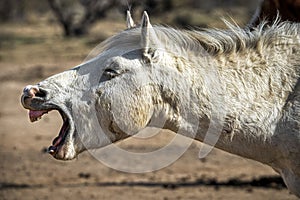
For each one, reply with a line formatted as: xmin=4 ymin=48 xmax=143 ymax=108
xmin=30 ymin=116 xmax=41 ymax=122
xmin=29 ymin=110 xmax=48 ymax=122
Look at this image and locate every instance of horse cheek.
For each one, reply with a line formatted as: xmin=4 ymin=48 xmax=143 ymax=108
xmin=130 ymin=94 xmax=153 ymax=131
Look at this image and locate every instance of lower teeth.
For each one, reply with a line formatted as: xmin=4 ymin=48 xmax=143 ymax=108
xmin=48 ymin=146 xmax=57 ymax=154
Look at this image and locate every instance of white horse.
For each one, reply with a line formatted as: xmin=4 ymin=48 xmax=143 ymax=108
xmin=21 ymin=12 xmax=300 ymax=196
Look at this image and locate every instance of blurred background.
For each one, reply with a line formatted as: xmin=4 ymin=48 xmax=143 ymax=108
xmin=1 ymin=0 xmax=298 ymax=200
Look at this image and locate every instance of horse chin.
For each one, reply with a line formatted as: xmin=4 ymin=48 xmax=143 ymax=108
xmin=50 ymin=141 xmax=77 ymax=160
xmin=50 ymin=129 xmax=87 ymax=161
xmin=47 ymin=108 xmax=79 ymax=160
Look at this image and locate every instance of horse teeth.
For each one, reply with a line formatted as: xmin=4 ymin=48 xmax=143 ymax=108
xmin=47 ymin=146 xmax=56 ymax=154
xmin=30 ymin=117 xmax=37 ymax=122
xmin=29 ymin=115 xmax=44 ymax=122
xmin=29 ymin=110 xmax=47 ymax=123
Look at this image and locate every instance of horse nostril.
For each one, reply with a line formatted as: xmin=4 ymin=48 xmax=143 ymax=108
xmin=35 ymin=89 xmax=47 ymax=98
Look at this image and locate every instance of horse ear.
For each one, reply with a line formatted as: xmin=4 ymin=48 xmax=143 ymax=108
xmin=140 ymin=11 xmax=160 ymax=62
xmin=141 ymin=11 xmax=151 ymax=57
xmin=126 ymin=10 xmax=135 ymax=29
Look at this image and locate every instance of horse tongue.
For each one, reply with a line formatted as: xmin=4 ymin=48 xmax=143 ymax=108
xmin=29 ymin=110 xmax=48 ymax=122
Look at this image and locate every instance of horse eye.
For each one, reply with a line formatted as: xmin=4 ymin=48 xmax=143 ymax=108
xmin=103 ymin=68 xmax=120 ymax=79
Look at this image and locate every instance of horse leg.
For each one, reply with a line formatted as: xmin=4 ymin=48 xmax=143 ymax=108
xmin=280 ymin=169 xmax=300 ymax=197
xmin=275 ymin=81 xmax=300 ymax=196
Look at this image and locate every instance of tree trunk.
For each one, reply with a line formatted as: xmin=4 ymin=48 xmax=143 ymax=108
xmin=47 ymin=0 xmax=116 ymax=37
xmin=249 ymin=0 xmax=300 ymax=26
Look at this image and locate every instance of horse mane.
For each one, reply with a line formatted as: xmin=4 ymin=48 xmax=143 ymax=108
xmin=97 ymin=20 xmax=300 ymax=58
xmin=187 ymin=20 xmax=299 ymax=55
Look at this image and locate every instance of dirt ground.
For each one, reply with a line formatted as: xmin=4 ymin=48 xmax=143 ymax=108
xmin=0 ymin=14 xmax=298 ymax=200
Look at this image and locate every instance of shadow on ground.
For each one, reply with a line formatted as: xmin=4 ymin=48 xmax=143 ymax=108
xmin=0 ymin=175 xmax=286 ymax=190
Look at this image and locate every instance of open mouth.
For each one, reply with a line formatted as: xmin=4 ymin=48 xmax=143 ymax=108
xmin=29 ymin=108 xmax=70 ymax=156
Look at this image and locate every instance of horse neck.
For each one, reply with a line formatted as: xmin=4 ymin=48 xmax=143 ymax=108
xmin=156 ymin=42 xmax=299 ymax=164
